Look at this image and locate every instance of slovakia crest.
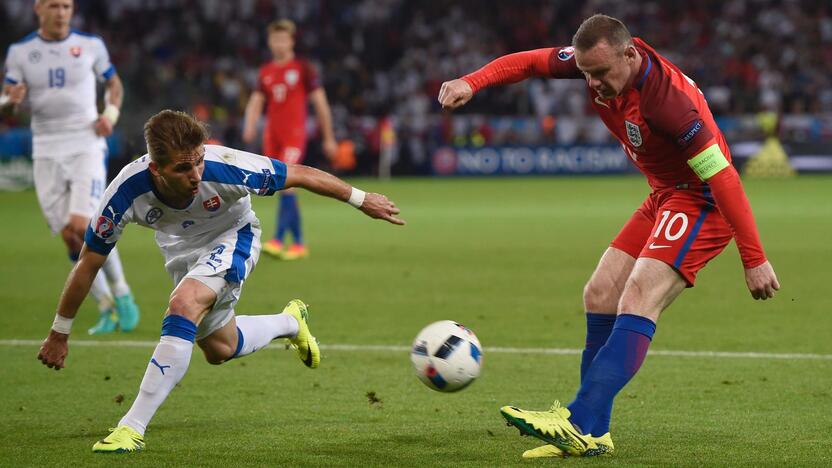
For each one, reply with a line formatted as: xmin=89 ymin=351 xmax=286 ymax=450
xmin=95 ymin=216 xmax=115 ymax=239
xmin=203 ymin=196 xmax=221 ymax=212
xmin=70 ymin=46 xmax=81 ymax=57
xmin=557 ymin=46 xmax=575 ymax=61
xmin=625 ymin=121 xmax=643 ymax=148
xmin=145 ymin=207 xmax=163 ymax=224
xmin=285 ymin=69 xmax=299 ymax=86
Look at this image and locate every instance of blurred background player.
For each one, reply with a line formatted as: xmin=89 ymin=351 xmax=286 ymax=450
xmin=242 ymin=19 xmax=337 ymax=261
xmin=439 ymin=14 xmax=780 ymax=458
xmin=36 ymin=110 xmax=404 ymax=453
xmin=1 ymin=0 xmax=139 ymax=334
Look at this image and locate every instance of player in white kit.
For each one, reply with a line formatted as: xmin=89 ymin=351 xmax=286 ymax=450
xmin=36 ymin=110 xmax=405 ymax=453
xmin=2 ymin=0 xmax=140 ymax=334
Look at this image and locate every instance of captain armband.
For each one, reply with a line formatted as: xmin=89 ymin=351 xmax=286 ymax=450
xmin=687 ymin=144 xmax=730 ymax=181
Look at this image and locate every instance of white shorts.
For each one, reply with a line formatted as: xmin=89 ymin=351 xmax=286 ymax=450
xmin=165 ymin=221 xmax=262 ymax=340
xmin=33 ymin=144 xmax=108 ymax=233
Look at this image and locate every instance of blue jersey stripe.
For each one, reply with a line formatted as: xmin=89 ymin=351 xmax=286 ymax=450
xmin=102 ymin=65 xmax=116 ymax=80
xmin=636 ymin=55 xmax=653 ymax=90
xmin=203 ymin=159 xmax=287 ymax=195
xmin=224 ymin=223 xmax=254 ymax=283
xmin=11 ymin=31 xmax=38 ymax=45
xmin=84 ymin=170 xmax=153 ymax=255
xmin=673 ymin=204 xmax=712 ymax=268
xmin=70 ymin=29 xmax=103 ymax=40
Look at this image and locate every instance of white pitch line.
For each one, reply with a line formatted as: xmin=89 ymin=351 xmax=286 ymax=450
xmin=2 ymin=339 xmax=831 ymax=361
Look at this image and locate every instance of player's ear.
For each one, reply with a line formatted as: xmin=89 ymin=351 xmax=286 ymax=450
xmin=624 ymin=44 xmax=638 ymax=62
xmin=148 ymin=160 xmax=160 ymax=176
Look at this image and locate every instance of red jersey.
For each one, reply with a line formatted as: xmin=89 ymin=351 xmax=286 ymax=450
xmin=552 ymin=39 xmax=726 ymax=190
xmin=461 ymin=39 xmax=767 ymax=268
xmin=258 ymin=58 xmax=320 ymax=144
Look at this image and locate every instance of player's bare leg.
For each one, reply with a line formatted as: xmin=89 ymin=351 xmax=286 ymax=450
xmin=618 ymin=258 xmax=687 ymax=322
xmin=522 ymin=248 xmax=635 ymax=458
xmin=94 ymin=279 xmax=215 ymax=453
xmin=584 ymin=247 xmax=635 ymax=312
xmin=562 ymin=258 xmax=685 ymax=447
xmin=197 ymin=301 xmax=314 ymax=367
xmin=580 ymin=248 xmax=635 ymax=432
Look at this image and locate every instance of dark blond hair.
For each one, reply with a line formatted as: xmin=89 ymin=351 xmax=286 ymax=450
xmin=572 ymin=14 xmax=632 ymax=52
xmin=268 ymin=19 xmax=296 ymax=36
xmin=143 ymin=110 xmax=208 ymax=167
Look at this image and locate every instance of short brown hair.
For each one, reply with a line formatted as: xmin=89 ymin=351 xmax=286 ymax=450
xmin=268 ymin=19 xmax=296 ymax=36
xmin=143 ymin=110 xmax=208 ymax=167
xmin=572 ymin=14 xmax=632 ymax=52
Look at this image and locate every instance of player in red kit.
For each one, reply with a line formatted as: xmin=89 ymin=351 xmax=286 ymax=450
xmin=243 ymin=19 xmax=337 ymax=260
xmin=438 ymin=14 xmax=780 ymax=458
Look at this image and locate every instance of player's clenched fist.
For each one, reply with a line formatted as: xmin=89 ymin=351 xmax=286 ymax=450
xmin=744 ymin=261 xmax=780 ymax=300
xmin=4 ymin=83 xmax=27 ymax=105
xmin=438 ymin=79 xmax=473 ymax=110
xmin=38 ymin=330 xmax=69 ymax=370
xmin=360 ymin=193 xmax=405 ymax=225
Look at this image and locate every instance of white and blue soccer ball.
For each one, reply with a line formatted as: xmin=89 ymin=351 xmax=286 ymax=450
xmin=410 ymin=320 xmax=483 ymax=392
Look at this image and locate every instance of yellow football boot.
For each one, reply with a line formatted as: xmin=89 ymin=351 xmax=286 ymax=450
xmin=92 ymin=425 xmax=145 ymax=454
xmin=262 ymin=239 xmax=284 ymax=258
xmin=280 ymin=244 xmax=309 ymax=261
xmin=523 ymin=432 xmax=614 ymax=458
xmin=500 ymin=401 xmax=597 ymax=457
xmin=282 ymin=299 xmax=319 ymax=368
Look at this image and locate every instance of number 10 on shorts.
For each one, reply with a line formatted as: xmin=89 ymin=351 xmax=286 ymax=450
xmin=653 ymin=210 xmax=689 ymax=242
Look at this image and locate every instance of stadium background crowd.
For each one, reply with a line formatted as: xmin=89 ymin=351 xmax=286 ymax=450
xmin=2 ymin=0 xmax=832 ymax=175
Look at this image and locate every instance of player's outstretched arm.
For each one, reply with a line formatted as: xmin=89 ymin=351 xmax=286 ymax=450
xmin=283 ymin=164 xmax=405 ymax=225
xmin=38 ymin=246 xmax=108 ymax=370
xmin=438 ymin=48 xmax=556 ymax=110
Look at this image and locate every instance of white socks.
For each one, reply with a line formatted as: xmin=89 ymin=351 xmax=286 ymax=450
xmin=115 ymin=314 xmax=297 ymax=435
xmin=102 ymin=247 xmax=131 ymax=298
xmin=119 ymin=335 xmax=194 ymax=436
xmin=234 ymin=313 xmax=299 ymax=358
xmin=89 ymin=271 xmax=114 ymax=312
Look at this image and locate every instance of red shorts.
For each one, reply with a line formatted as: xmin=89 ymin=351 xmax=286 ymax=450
xmin=263 ymin=131 xmax=306 ymax=164
xmin=610 ymin=187 xmax=733 ymax=287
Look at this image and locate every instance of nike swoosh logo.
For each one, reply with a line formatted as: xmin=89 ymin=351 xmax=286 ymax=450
xmin=594 ymin=96 xmax=610 ymax=108
xmin=648 ymin=243 xmax=672 ymax=249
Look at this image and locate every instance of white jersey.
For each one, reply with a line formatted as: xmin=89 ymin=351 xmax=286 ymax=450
xmin=3 ymin=29 xmax=115 ymax=158
xmin=84 ymin=145 xmax=288 ymax=274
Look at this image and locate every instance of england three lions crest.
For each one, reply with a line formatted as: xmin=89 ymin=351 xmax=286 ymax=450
xmin=625 ymin=121 xmax=643 ymax=148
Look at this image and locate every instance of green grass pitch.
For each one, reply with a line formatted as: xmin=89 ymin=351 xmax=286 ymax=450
xmin=1 ymin=175 xmax=830 ymax=467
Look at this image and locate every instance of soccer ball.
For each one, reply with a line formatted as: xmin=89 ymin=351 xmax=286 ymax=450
xmin=410 ymin=320 xmax=483 ymax=392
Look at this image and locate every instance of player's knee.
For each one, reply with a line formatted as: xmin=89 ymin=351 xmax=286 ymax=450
xmin=59 ymin=227 xmax=82 ymax=254
xmin=67 ymin=218 xmax=88 ymax=239
xmin=166 ymin=295 xmax=202 ymax=324
xmin=583 ymin=278 xmax=619 ymax=312
xmin=617 ymin=278 xmax=651 ymax=316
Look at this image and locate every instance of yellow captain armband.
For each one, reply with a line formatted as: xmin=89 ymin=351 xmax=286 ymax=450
xmin=687 ymin=144 xmax=730 ymax=180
